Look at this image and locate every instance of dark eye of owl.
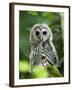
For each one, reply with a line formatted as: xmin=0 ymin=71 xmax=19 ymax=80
xmin=35 ymin=31 xmax=39 ymax=36
xmin=43 ymin=31 xmax=47 ymax=35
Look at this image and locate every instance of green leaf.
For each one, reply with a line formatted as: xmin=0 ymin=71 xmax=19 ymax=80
xmin=47 ymin=65 xmax=62 ymax=77
xmin=33 ymin=66 xmax=48 ymax=78
xmin=19 ymin=60 xmax=29 ymax=72
xmin=27 ymin=11 xmax=38 ymax=16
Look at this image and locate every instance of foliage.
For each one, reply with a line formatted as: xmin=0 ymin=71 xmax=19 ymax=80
xmin=19 ymin=61 xmax=62 ymax=79
xmin=32 ymin=66 xmax=48 ymax=78
xmin=19 ymin=11 xmax=64 ymax=79
xmin=19 ymin=60 xmax=29 ymax=72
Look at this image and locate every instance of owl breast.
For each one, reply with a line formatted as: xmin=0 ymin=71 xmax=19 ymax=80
xmin=32 ymin=44 xmax=43 ymax=65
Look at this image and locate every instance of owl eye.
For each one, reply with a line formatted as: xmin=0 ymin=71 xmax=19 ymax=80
xmin=43 ymin=31 xmax=47 ymax=35
xmin=35 ymin=31 xmax=40 ymax=36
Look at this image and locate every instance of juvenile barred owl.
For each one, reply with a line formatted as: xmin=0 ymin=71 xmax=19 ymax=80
xmin=29 ymin=23 xmax=58 ymax=72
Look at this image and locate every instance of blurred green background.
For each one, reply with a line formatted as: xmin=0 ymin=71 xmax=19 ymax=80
xmin=19 ymin=11 xmax=64 ymax=79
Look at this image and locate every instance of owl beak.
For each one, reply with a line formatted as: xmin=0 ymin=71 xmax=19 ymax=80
xmin=38 ymin=33 xmax=43 ymax=41
xmin=40 ymin=36 xmax=43 ymax=41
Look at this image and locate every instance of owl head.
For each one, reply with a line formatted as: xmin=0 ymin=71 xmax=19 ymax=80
xmin=30 ymin=23 xmax=53 ymax=44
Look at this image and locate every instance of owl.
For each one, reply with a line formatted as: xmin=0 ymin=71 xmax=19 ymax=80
xmin=29 ymin=23 xmax=58 ymax=72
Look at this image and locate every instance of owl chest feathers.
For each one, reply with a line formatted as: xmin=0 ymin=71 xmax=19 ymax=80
xmin=31 ymin=42 xmax=50 ymax=66
xmin=30 ymin=40 xmax=58 ymax=67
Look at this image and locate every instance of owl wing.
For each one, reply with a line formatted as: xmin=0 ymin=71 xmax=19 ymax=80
xmin=42 ymin=41 xmax=58 ymax=65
